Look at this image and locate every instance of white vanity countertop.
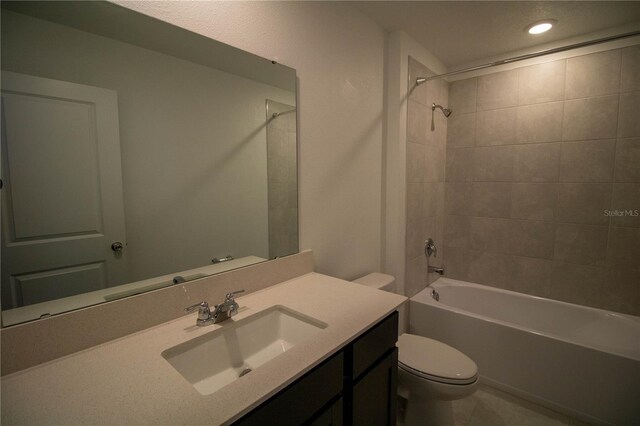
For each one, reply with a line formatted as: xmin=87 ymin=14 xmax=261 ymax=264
xmin=1 ymin=272 xmax=407 ymax=425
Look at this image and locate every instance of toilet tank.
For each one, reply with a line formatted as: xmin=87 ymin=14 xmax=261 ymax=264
xmin=353 ymin=273 xmax=396 ymax=293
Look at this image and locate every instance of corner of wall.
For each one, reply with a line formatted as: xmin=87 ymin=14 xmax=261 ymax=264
xmin=382 ymin=30 xmax=448 ymax=297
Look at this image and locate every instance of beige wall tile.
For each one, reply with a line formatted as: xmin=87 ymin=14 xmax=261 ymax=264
xmin=467 ymin=251 xmax=510 ymax=289
xmin=423 ymin=183 xmax=443 ymax=217
xmin=510 ymin=183 xmax=557 ymax=221
xmin=446 ymin=112 xmax=476 ymax=147
xmin=508 ymin=220 xmax=555 ymax=259
xmin=430 ymin=215 xmax=445 ymax=256
xmin=442 ymin=246 xmax=473 ymax=282
xmin=471 ymin=182 xmax=512 ymax=218
xmin=559 ymin=139 xmax=616 ymax=182
xmin=440 ymin=47 xmax=638 ymax=313
xmin=476 ymin=107 xmax=517 ymax=146
xmin=602 ymin=269 xmax=640 ymax=316
xmin=614 ymin=138 xmax=640 ymax=182
xmin=516 ymin=102 xmax=563 ymax=143
xmin=424 ymin=146 xmax=445 ymax=182
xmin=449 ymin=78 xmax=477 ymax=114
xmin=556 ymin=183 xmax=612 ymax=225
xmin=473 ymin=146 xmax=514 ymax=182
xmin=507 ymin=256 xmax=555 ymax=297
xmin=446 ymin=148 xmax=474 ymax=182
xmin=406 ymin=218 xmax=428 ymax=260
xmin=408 ymin=56 xmax=430 ymax=106
xmin=550 ymin=263 xmax=605 ymax=307
xmin=444 ymin=215 xmax=472 ymax=248
xmin=428 ymin=113 xmax=449 ymax=148
xmin=407 ymin=99 xmax=428 ymax=144
xmin=268 ymin=182 xmax=289 ymax=211
xmin=407 ymin=183 xmax=426 ymax=222
xmin=517 ymin=60 xmax=566 ymax=105
xmin=611 ymin=184 xmax=640 ymax=227
xmin=565 ymin=50 xmax=622 ymax=99
xmin=435 ymin=183 xmax=446 ymax=217
xmin=477 ymin=69 xmax=518 ymax=111
xmin=289 ymin=182 xmax=298 ymax=208
xmin=621 ymin=45 xmax=640 ymax=92
xmin=407 ymin=142 xmax=426 ymax=183
xmin=425 ymin=78 xmax=448 ymax=112
xmin=445 ymin=183 xmax=473 ymax=215
xmin=436 ymin=113 xmax=449 ymax=148
xmin=562 ymin=95 xmax=619 ymax=141
xmin=470 ymin=217 xmax=510 ymax=253
xmin=554 ymin=223 xmax=608 ymax=266
xmin=606 ymin=227 xmax=640 ymax=272
xmin=513 ymin=143 xmax=560 ymax=182
xmin=617 ymin=91 xmax=640 ymax=138
xmin=405 ymin=256 xmax=426 ymax=298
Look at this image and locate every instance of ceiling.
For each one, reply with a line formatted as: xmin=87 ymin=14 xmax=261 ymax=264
xmin=351 ymin=1 xmax=640 ymax=69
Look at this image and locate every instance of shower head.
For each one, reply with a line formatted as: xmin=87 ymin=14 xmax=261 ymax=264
xmin=432 ymin=103 xmax=452 ymax=118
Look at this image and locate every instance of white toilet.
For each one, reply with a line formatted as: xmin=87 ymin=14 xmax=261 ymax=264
xmin=353 ymin=273 xmax=478 ymax=426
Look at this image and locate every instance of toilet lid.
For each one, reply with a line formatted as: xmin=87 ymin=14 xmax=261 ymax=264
xmin=397 ymin=333 xmax=478 ymax=385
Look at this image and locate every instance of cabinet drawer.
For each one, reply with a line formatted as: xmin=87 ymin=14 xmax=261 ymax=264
xmin=351 ymin=311 xmax=398 ymax=380
xmin=234 ymin=352 xmax=343 ymax=426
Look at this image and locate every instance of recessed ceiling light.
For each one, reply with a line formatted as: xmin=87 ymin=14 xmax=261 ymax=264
xmin=525 ymin=19 xmax=557 ymax=35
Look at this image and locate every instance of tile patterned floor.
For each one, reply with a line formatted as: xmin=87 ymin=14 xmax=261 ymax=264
xmin=451 ymin=384 xmax=589 ymax=426
xmin=398 ymin=383 xmax=589 ymax=426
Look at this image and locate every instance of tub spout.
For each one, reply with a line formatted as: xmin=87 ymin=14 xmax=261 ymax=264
xmin=428 ymin=265 xmax=444 ymax=275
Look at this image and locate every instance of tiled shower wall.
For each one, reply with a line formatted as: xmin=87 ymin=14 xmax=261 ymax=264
xmin=405 ymin=57 xmax=449 ymax=297
xmin=266 ymin=100 xmax=298 ymax=259
xmin=444 ymin=46 xmax=640 ymax=316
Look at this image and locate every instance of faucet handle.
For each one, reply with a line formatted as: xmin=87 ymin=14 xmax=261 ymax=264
xmin=185 ymin=301 xmax=211 ymax=322
xmin=185 ymin=301 xmax=208 ymax=312
xmin=225 ymin=289 xmax=245 ymax=301
xmin=425 ymin=238 xmax=437 ymax=258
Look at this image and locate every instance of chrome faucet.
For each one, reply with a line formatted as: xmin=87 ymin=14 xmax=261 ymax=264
xmin=425 ymin=238 xmax=445 ymax=275
xmin=428 ymin=265 xmax=444 ymax=275
xmin=211 ymin=290 xmax=244 ymax=323
xmin=184 ymin=290 xmax=245 ymax=326
xmin=185 ymin=301 xmax=215 ymax=327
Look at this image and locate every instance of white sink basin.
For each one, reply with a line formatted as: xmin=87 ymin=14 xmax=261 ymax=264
xmin=161 ymin=305 xmax=327 ymax=395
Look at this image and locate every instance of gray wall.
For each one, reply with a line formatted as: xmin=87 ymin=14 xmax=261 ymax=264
xmin=443 ymin=46 xmax=640 ymax=316
xmin=117 ymin=1 xmax=387 ymax=281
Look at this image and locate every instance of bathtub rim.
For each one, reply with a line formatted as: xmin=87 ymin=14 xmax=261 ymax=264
xmin=412 ymin=277 xmax=640 ymax=362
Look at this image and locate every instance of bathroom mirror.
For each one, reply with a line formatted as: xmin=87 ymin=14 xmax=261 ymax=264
xmin=0 ymin=1 xmax=298 ymax=326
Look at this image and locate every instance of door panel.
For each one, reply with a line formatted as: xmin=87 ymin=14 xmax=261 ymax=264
xmin=1 ymin=71 xmax=128 ymax=310
xmin=12 ymin=262 xmax=107 ymax=307
xmin=3 ymin=93 xmax=103 ymax=239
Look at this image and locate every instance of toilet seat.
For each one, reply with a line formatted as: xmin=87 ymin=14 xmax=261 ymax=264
xmin=397 ymin=333 xmax=478 ymax=385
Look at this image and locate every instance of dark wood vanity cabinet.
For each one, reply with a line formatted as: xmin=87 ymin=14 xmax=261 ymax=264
xmin=234 ymin=311 xmax=398 ymax=426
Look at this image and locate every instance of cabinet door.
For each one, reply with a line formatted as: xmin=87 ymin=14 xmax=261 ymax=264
xmin=308 ymin=397 xmax=343 ymax=426
xmin=352 ymin=348 xmax=398 ymax=426
xmin=234 ymin=353 xmax=343 ymax=426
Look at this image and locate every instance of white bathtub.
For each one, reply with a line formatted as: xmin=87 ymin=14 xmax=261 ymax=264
xmin=409 ymin=277 xmax=640 ymax=425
